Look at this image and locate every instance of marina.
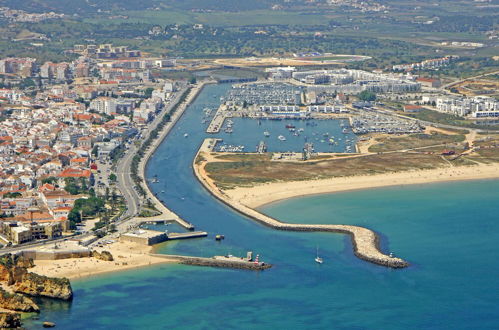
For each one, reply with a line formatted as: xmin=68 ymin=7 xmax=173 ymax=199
xmin=212 ymin=117 xmax=357 ymax=153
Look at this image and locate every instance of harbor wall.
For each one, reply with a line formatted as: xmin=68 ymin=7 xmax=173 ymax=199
xmin=192 ymin=140 xmax=409 ymax=269
xmin=150 ymin=254 xmax=272 ymax=271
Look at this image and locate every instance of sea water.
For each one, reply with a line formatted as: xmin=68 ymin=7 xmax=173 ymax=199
xmin=23 ymin=84 xmax=499 ymax=329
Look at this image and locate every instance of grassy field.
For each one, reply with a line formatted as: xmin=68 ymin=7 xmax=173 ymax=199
xmin=205 ymin=152 xmax=452 ymax=189
xmin=368 ymin=133 xmax=466 ymax=153
xmin=85 ymin=9 xmax=330 ymax=27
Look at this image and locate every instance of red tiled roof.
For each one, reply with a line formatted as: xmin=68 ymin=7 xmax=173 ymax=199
xmin=58 ymin=168 xmax=92 ymax=178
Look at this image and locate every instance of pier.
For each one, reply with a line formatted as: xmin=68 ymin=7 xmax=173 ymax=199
xmin=206 ymin=105 xmax=229 ymax=133
xmin=166 ymin=231 xmax=208 ymax=240
xmin=150 ymin=254 xmax=272 ymax=271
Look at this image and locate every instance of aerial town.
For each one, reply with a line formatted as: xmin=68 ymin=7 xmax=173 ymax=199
xmin=0 ymin=0 xmax=497 ymax=328
xmin=0 ymin=42 xmax=497 ymax=252
xmin=0 ymin=44 xmax=181 ymax=246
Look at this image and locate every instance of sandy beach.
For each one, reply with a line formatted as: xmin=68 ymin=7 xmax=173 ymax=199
xmin=30 ymin=241 xmax=176 ymax=280
xmin=224 ymin=163 xmax=499 ymax=208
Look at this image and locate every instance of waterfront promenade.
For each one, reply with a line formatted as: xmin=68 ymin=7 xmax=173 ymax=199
xmin=115 ymin=81 xmax=215 ymax=233
xmin=194 ymin=138 xmax=409 ymax=269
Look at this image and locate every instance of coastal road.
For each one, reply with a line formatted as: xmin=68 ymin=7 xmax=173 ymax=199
xmin=114 ymin=84 xmax=189 ymax=225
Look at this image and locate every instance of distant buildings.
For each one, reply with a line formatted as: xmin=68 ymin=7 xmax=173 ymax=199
xmin=422 ymin=95 xmax=499 ymax=118
xmin=441 ymin=41 xmax=484 ymax=48
xmin=416 ymin=77 xmax=441 ymax=88
xmin=74 ymin=44 xmax=142 ymax=59
xmin=293 ymin=69 xmax=420 ymax=94
xmin=0 ymin=58 xmax=37 ymax=78
xmin=392 ymin=56 xmax=458 ymax=72
xmin=0 ymin=6 xmax=64 ymax=23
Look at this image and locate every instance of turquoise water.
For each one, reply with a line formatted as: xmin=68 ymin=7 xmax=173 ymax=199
xmin=23 ymin=84 xmax=499 ymax=329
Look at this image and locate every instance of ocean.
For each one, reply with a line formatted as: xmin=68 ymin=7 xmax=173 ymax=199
xmin=23 ymin=84 xmax=499 ymax=329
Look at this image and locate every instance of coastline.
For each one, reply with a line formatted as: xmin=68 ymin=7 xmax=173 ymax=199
xmin=225 ymin=163 xmax=499 ymax=209
xmin=30 ymin=241 xmax=177 ymax=280
xmin=193 ymin=139 xmax=409 ymax=268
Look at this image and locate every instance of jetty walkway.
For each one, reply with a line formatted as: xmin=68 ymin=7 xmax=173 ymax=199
xmin=150 ymin=254 xmax=272 ymax=271
xmin=193 ymin=139 xmax=409 ymax=269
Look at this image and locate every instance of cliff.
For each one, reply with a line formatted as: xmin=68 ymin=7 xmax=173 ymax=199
xmin=14 ymin=272 xmax=73 ymax=301
xmin=0 ymin=288 xmax=39 ymax=312
xmin=0 ymin=312 xmax=21 ymax=329
xmin=0 ymin=254 xmax=33 ymax=285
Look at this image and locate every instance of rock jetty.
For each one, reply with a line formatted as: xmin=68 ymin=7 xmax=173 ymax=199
xmin=194 ymin=145 xmax=409 ymax=269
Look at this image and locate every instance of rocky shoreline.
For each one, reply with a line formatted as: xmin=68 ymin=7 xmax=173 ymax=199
xmin=0 ymin=253 xmax=73 ymax=328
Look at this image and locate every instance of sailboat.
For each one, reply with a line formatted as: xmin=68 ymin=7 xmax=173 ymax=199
xmin=315 ymin=247 xmax=323 ymax=264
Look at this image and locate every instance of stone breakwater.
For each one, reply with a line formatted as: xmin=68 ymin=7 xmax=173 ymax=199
xmin=150 ymin=254 xmax=272 ymax=271
xmin=193 ymin=139 xmax=409 ymax=269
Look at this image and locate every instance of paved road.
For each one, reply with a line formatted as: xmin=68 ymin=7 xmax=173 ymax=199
xmin=441 ymin=70 xmax=499 ymax=89
xmin=114 ymin=84 xmax=189 ymax=224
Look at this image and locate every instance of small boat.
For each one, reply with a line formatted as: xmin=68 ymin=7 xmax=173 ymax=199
xmin=264 ymin=131 xmax=270 ymax=137
xmin=315 ymin=247 xmax=323 ymax=264
xmin=389 ymin=252 xmax=395 ymax=258
xmin=342 ymin=128 xmax=348 ymax=134
xmin=278 ymin=135 xmax=286 ymax=141
xmin=184 ymin=133 xmax=189 ymax=138
xmin=215 ymin=234 xmax=225 ymax=241
xmin=285 ymin=124 xmax=296 ymax=129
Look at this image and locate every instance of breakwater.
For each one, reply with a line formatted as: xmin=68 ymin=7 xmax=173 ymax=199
xmin=193 ymin=139 xmax=409 ymax=269
xmin=150 ymin=254 xmax=272 ymax=271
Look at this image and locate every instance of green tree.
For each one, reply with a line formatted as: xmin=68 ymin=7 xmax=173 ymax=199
xmin=109 ymin=173 xmax=117 ymax=182
xmin=2 ymin=192 xmax=22 ymax=198
xmin=358 ymin=90 xmax=376 ymax=102
xmin=144 ymin=87 xmax=154 ymax=98
xmin=41 ymin=176 xmax=57 ymax=184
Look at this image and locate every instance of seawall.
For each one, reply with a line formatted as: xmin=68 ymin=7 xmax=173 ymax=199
xmin=193 ymin=139 xmax=409 ymax=269
xmin=137 ymin=80 xmax=216 ymax=229
xmin=150 ymin=254 xmax=272 ymax=271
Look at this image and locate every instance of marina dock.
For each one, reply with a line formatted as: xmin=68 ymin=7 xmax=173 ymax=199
xmin=166 ymin=231 xmax=208 ymax=240
xmin=206 ymin=105 xmax=229 ymax=133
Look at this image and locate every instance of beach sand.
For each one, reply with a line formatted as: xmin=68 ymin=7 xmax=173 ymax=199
xmin=224 ymin=163 xmax=499 ymax=208
xmin=30 ymin=241 xmax=176 ymax=280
